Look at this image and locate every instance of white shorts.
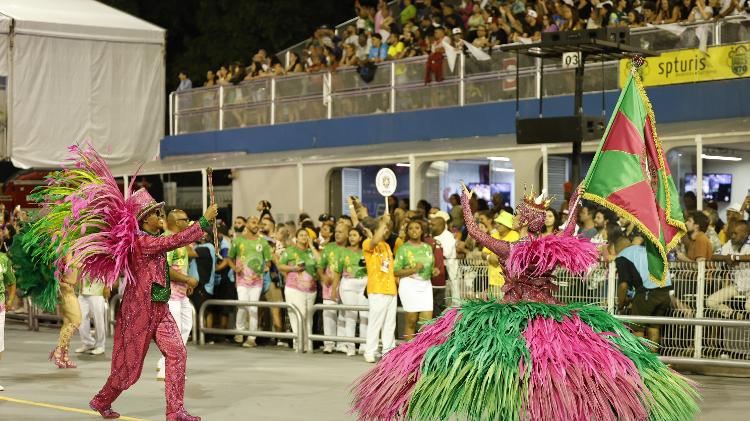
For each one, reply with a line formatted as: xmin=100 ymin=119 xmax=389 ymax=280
xmin=0 ymin=305 xmax=5 ymax=353
xmin=398 ymin=277 xmax=433 ymax=312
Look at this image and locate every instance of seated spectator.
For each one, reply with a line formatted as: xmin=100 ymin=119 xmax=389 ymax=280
xmin=702 ymin=208 xmax=723 ymax=253
xmin=720 ymin=202 xmax=745 ymax=244
xmin=542 ymin=13 xmax=560 ymax=32
xmin=285 ymin=52 xmax=304 ymax=73
xmin=642 ymin=1 xmax=661 ymax=24
xmin=466 ymin=2 xmax=486 ymax=32
xmin=559 ymin=3 xmax=583 ymax=30
xmin=472 ymin=25 xmax=491 ymax=49
xmin=707 ymin=220 xmax=750 ymax=319
xmin=609 ymin=224 xmax=671 ymax=346
xmin=368 ymin=33 xmax=388 ymax=63
xmin=177 ymin=70 xmax=192 ymax=92
xmin=355 ymin=31 xmax=372 ymax=62
xmin=677 ymin=211 xmax=713 ymax=262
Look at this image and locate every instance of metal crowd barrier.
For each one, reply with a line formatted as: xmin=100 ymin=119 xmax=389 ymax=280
xmin=449 ymin=258 xmax=750 ymax=368
xmin=197 ymin=299 xmax=305 ymax=353
xmin=307 ymin=303 xmax=408 ymax=345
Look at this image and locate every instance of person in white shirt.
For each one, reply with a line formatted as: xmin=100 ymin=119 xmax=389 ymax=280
xmin=75 ymin=277 xmax=108 ymax=355
xmin=429 ymin=211 xmax=457 ymax=312
xmin=707 ymin=220 xmax=750 ymax=319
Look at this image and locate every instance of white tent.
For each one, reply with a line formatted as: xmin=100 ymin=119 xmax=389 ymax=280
xmin=0 ymin=0 xmax=165 ymax=168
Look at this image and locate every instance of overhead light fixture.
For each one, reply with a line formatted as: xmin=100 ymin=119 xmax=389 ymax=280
xmin=701 ymin=154 xmax=742 ymax=161
xmin=487 ymin=156 xmax=510 ymax=161
xmin=493 ymin=168 xmax=516 ymax=173
xmin=396 ymin=163 xmax=411 ymax=167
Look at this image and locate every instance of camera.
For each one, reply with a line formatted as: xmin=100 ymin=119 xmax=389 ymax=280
xmin=358 ymin=257 xmax=366 ymax=267
xmin=318 ymin=213 xmax=335 ymax=223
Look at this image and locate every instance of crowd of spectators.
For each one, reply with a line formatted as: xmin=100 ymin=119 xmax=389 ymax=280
xmin=175 ymin=0 xmax=750 ymax=91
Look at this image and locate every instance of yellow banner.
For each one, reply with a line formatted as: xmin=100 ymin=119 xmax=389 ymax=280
xmin=619 ymin=43 xmax=749 ymax=88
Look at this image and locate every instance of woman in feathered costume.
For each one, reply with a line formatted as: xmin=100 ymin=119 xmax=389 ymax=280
xmin=350 ymin=185 xmax=700 ymax=421
xmin=19 ymin=144 xmax=217 ymax=421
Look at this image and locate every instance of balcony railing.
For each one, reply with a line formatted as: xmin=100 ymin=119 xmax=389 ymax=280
xmin=170 ymin=16 xmax=749 ymax=136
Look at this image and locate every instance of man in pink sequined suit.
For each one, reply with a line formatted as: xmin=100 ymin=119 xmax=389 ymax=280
xmin=90 ymin=189 xmax=217 ymax=421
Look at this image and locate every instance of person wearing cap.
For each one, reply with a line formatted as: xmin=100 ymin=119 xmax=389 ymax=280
xmin=484 ymin=211 xmax=520 ymax=298
xmin=90 ymin=189 xmax=217 ymax=421
xmin=720 ymin=202 xmax=745 ymax=244
xmin=428 ymin=211 xmax=457 ymax=315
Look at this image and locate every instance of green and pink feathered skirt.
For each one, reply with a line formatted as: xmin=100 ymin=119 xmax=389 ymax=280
xmin=351 ymin=300 xmax=700 ymax=421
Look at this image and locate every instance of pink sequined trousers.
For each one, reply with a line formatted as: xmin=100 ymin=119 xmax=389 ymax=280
xmin=91 ymin=301 xmax=187 ymax=417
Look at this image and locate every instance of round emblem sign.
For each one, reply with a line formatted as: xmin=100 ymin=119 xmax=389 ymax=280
xmin=375 ymin=168 xmax=397 ymax=197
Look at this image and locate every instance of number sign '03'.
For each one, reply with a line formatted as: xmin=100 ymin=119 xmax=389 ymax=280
xmin=562 ymin=51 xmax=581 ymax=69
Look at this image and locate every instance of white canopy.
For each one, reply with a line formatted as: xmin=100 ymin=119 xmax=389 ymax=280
xmin=0 ymin=0 xmax=166 ymax=168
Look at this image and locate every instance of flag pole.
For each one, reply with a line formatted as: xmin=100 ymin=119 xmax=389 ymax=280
xmin=206 ymin=167 xmax=219 ymax=252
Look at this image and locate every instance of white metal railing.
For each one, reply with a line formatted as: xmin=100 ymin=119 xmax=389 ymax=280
xmin=448 ymin=258 xmax=750 ymax=365
xmin=171 ymin=17 xmax=749 ymax=136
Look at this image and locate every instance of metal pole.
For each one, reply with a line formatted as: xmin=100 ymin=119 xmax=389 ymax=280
xmin=696 ymin=134 xmax=703 ymax=211
xmin=270 ymin=77 xmax=276 ymax=125
xmin=390 ymin=62 xmax=396 ymax=113
xmin=297 ymin=162 xmax=304 ymax=212
xmin=123 ymin=175 xmax=129 ymax=199
xmin=571 ymin=56 xmax=585 ymax=187
xmin=536 ymin=57 xmax=542 ymax=115
xmin=218 ymin=85 xmax=224 ymax=131
xmin=541 ymin=145 xmax=549 ymax=194
xmin=168 ymin=92 xmax=174 ymax=136
xmin=694 ymin=260 xmax=705 ymax=359
xmin=409 ymin=154 xmax=417 ymax=211
xmin=606 ymin=260 xmax=616 ymax=314
xmin=459 ymin=52 xmax=465 ymax=107
xmin=174 ymin=90 xmax=180 ymax=135
xmin=201 ymin=168 xmax=208 ymax=212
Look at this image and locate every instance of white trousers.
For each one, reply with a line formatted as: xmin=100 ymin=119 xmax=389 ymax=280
xmin=77 ymin=295 xmax=107 ymax=349
xmin=322 ymin=299 xmax=338 ymax=348
xmin=158 ymin=297 xmax=193 ymax=372
xmin=236 ymin=285 xmax=263 ymax=340
xmin=707 ymin=284 xmax=750 ymax=317
xmin=0 ymin=307 xmax=5 ymax=353
xmin=340 ymin=276 xmax=369 ymax=352
xmin=364 ymin=293 xmax=397 ymax=358
xmin=285 ymin=287 xmax=316 ymax=351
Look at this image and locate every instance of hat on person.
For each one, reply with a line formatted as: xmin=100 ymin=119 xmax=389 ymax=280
xmin=452 ymin=27 xmax=462 ymax=35
xmin=727 ymin=203 xmax=743 ymax=214
xmin=130 ymin=188 xmax=165 ymax=221
xmin=430 ymin=210 xmax=451 ymax=222
xmin=526 ymin=9 xmax=538 ymax=18
xmin=494 ymin=211 xmax=514 ymax=229
xmin=562 ymin=0 xmax=575 ymax=6
xmin=597 ymin=0 xmax=613 ymax=8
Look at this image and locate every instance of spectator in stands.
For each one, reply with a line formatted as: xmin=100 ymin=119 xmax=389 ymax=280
xmin=369 ymin=33 xmax=388 ymax=63
xmin=386 ymin=32 xmax=405 ymax=59
xmin=578 ymin=202 xmax=599 ymax=239
xmin=677 ymin=211 xmax=713 ymax=262
xmin=559 ymin=3 xmax=583 ymax=30
xmin=609 ymin=224 xmax=671 ymax=346
xmin=707 ymin=220 xmax=750 ymax=319
xmin=720 ymin=202 xmax=744 ymax=244
xmin=428 ymin=211 xmax=456 ymax=316
xmin=227 ymin=216 xmax=272 ymax=348
xmin=485 ymin=211 xmax=520 ymax=297
xmin=341 ymin=43 xmax=359 ymax=66
xmin=448 ymin=193 xmax=464 ymax=232
xmin=702 ymin=208 xmax=723 ymax=253
xmin=204 ymin=70 xmax=217 ymax=87
xmin=177 ymin=70 xmax=192 ymax=92
xmin=286 ymin=52 xmax=304 ymax=73
xmin=541 ymin=208 xmax=561 ymax=237
xmin=278 ymin=228 xmax=320 ymax=352
xmin=360 ymin=214 xmax=397 ymax=363
xmin=593 ymin=208 xmax=614 ymax=244
xmin=395 ymin=221 xmax=437 ymax=340
xmin=401 ymin=0 xmax=418 ymax=25
xmin=542 ymin=13 xmax=561 ymax=32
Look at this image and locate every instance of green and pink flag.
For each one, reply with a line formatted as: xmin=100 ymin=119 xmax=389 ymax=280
xmin=581 ymin=64 xmax=685 ymax=286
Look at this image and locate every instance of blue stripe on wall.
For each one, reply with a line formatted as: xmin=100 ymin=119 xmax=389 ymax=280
xmin=162 ymin=78 xmax=750 ymax=158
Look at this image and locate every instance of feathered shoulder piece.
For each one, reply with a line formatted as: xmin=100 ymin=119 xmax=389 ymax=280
xmin=21 ymin=144 xmax=137 ymax=288
xmin=506 ymin=233 xmax=599 ymax=280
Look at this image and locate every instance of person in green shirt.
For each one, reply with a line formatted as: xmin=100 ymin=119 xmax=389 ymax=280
xmin=1 ymin=251 xmax=16 ymax=390
xmin=278 ymin=228 xmax=320 ymax=352
xmin=337 ymin=226 xmax=369 ymax=356
xmin=317 ymin=223 xmax=348 ymax=354
xmin=226 ymin=216 xmax=272 ymax=348
xmin=394 ymin=221 xmax=438 ymax=340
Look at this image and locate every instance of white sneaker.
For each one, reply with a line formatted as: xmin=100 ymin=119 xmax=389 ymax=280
xmin=358 ymin=348 xmax=366 ymax=355
xmin=156 ymin=369 xmax=165 ymax=381
xmin=0 ymin=384 xmax=4 ymax=391
xmin=242 ymin=339 xmax=257 ymax=348
xmin=89 ymin=347 xmax=105 ymax=355
xmin=234 ymin=335 xmax=244 ymax=343
xmin=323 ymin=344 xmax=334 ymax=354
xmin=364 ymin=354 xmax=376 ymax=363
xmin=346 ymin=348 xmax=356 ymax=357
xmin=335 ymin=345 xmax=348 ymax=353
xmin=75 ymin=345 xmax=93 ymax=354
